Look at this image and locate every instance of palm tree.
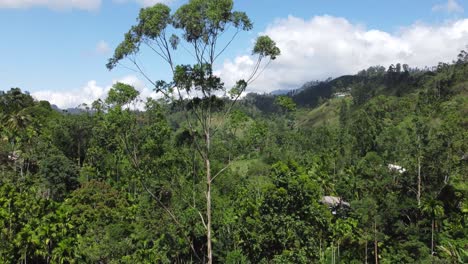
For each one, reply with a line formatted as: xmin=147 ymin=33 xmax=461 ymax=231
xmin=6 ymin=110 xmax=31 ymax=133
xmin=421 ymin=198 xmax=444 ymax=258
xmin=438 ymin=242 xmax=466 ymax=263
xmin=4 ymin=109 xmax=32 ymax=146
xmin=0 ymin=112 xmax=8 ymax=142
xmin=2 ymin=110 xmax=32 ymax=177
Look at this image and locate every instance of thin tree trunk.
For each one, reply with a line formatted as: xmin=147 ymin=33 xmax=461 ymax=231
xmin=417 ymin=155 xmax=421 ymax=206
xmin=374 ymin=220 xmax=378 ymax=264
xmin=338 ymin=241 xmax=340 ymax=263
xmin=206 ymin=160 xmax=212 ymax=264
xmin=365 ymin=240 xmax=368 ymax=264
xmin=8 ymin=201 xmax=11 ymax=238
xmin=78 ymin=141 xmax=81 ymax=167
xmin=319 ymin=239 xmax=322 ymax=263
xmin=333 ymin=160 xmax=336 ymax=176
xmin=332 ymin=242 xmax=335 ymax=264
xmin=431 ymin=219 xmax=434 ymax=258
xmin=205 ymin=131 xmax=213 ymax=264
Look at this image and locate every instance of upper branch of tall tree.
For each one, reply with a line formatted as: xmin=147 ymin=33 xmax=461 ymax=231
xmin=106 ymin=0 xmax=280 ymax=109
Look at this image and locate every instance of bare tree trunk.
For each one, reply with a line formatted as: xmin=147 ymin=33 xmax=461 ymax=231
xmin=374 ymin=220 xmax=379 ymax=264
xmin=431 ymin=219 xmax=435 ymax=258
xmin=417 ymin=155 xmax=421 ymax=207
xmin=78 ymin=141 xmax=81 ymax=167
xmin=338 ymin=241 xmax=340 ymax=263
xmin=365 ymin=240 xmax=368 ymax=264
xmin=205 ymin=131 xmax=213 ymax=264
xmin=319 ymin=239 xmax=322 ymax=263
xmin=331 ymin=242 xmax=335 ymax=264
xmin=8 ymin=201 xmax=12 ymax=238
xmin=206 ymin=161 xmax=212 ymax=264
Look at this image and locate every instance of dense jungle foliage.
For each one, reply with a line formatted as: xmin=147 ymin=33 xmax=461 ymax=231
xmin=1 ymin=51 xmax=467 ymax=263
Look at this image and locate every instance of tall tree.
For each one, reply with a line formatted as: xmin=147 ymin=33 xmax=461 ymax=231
xmin=106 ymin=1 xmax=280 ymax=262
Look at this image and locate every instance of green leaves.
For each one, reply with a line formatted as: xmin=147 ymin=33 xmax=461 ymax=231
xmin=108 ymin=0 xmax=258 ymax=71
xmin=107 ymin=27 xmax=141 ymax=70
xmin=39 ymin=153 xmax=79 ymax=201
xmin=253 ymin=36 xmax=281 ymax=60
xmin=173 ymin=0 xmax=236 ymax=43
xmin=4 ymin=45 xmax=468 ymax=263
xmin=174 ymin=63 xmax=223 ymax=94
xmin=229 ymin=80 xmax=247 ymax=99
xmin=420 ymin=198 xmax=445 ymax=219
xmin=234 ymin=161 xmax=331 ymax=262
xmin=169 ymin=34 xmax=180 ymax=50
xmin=106 ymin=82 xmax=140 ymax=107
xmin=231 ymin=11 xmax=252 ymax=31
xmin=137 ymin=4 xmax=171 ymax=39
xmin=275 ymin=95 xmax=297 ymax=112
xmin=107 ymin=4 xmax=171 ymax=70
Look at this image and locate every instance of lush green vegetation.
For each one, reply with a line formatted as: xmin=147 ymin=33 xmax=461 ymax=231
xmin=1 ymin=1 xmax=467 ymax=263
xmin=1 ymin=53 xmax=467 ymax=263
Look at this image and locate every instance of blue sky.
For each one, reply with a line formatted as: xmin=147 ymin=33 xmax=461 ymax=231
xmin=1 ymin=0 xmax=467 ymax=108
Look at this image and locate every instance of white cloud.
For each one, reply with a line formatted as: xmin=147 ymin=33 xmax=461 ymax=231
xmin=32 ymin=75 xmax=158 ymax=109
xmin=217 ymin=16 xmax=468 ymax=93
xmin=113 ymin=0 xmax=173 ymax=7
xmin=432 ymin=0 xmax=464 ymax=14
xmin=137 ymin=0 xmax=172 ymax=6
xmin=0 ymin=0 xmax=101 ymax=11
xmin=32 ymin=80 xmax=107 ymax=109
xmin=95 ymin=40 xmax=110 ymax=55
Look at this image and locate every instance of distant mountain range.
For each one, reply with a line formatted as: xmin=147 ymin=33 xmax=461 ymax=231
xmin=270 ymin=89 xmax=291 ymax=95
xmin=51 ymin=104 xmax=87 ymax=114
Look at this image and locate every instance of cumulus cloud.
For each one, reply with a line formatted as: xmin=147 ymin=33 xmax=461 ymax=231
xmin=113 ymin=0 xmax=173 ymax=7
xmin=95 ymin=40 xmax=110 ymax=55
xmin=432 ymin=0 xmax=464 ymax=14
xmin=32 ymin=75 xmax=158 ymax=109
xmin=217 ymin=16 xmax=468 ymax=93
xmin=137 ymin=0 xmax=173 ymax=6
xmin=32 ymin=80 xmax=108 ymax=109
xmin=0 ymin=0 xmax=101 ymax=11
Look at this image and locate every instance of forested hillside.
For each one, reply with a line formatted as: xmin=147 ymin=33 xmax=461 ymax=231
xmin=1 ymin=49 xmax=467 ymax=263
xmin=1 ymin=0 xmax=468 ymax=262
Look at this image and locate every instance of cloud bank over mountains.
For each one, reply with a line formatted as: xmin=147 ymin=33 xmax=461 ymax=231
xmin=32 ymin=75 xmax=157 ymax=109
xmin=218 ymin=16 xmax=468 ymax=93
xmin=32 ymin=15 xmax=468 ymax=108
